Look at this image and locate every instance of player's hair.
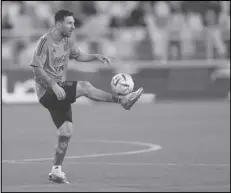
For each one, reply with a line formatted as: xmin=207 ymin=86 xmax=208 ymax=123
xmin=55 ymin=10 xmax=74 ymax=23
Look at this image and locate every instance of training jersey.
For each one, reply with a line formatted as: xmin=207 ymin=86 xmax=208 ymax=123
xmin=30 ymin=30 xmax=80 ymax=100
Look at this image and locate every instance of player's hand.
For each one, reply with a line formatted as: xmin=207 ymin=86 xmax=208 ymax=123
xmin=96 ymin=55 xmax=111 ymax=66
xmin=52 ymin=83 xmax=66 ymax=100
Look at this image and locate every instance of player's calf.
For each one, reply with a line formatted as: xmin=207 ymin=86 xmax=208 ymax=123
xmin=52 ymin=121 xmax=72 ymax=169
xmin=76 ymin=81 xmax=121 ymax=103
xmin=50 ymin=121 xmax=72 ymax=183
xmin=76 ymin=81 xmax=143 ymax=109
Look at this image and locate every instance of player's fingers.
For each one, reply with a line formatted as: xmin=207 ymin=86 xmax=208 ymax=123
xmin=58 ymin=89 xmax=65 ymax=100
xmin=62 ymin=90 xmax=66 ymax=100
xmin=107 ymin=59 xmax=111 ymax=66
xmin=59 ymin=92 xmax=64 ymax=100
xmin=58 ymin=89 xmax=64 ymax=100
xmin=56 ymin=92 xmax=61 ymax=100
xmin=61 ymin=88 xmax=66 ymax=100
xmin=56 ymin=87 xmax=64 ymax=100
xmin=103 ymin=58 xmax=110 ymax=65
xmin=58 ymin=91 xmax=63 ymax=100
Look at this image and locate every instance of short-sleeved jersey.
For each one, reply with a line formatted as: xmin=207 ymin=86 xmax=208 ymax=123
xmin=30 ymin=30 xmax=80 ymax=99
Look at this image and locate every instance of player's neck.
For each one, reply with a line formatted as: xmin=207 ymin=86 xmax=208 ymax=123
xmin=51 ymin=28 xmax=64 ymax=44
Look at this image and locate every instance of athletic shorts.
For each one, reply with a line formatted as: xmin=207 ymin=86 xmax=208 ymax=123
xmin=39 ymin=81 xmax=77 ymax=128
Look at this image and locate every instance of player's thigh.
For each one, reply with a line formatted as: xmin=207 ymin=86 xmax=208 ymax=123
xmin=39 ymin=90 xmax=69 ymax=110
xmin=53 ymin=80 xmax=93 ymax=100
xmin=76 ymin=81 xmax=93 ymax=97
xmin=39 ymin=85 xmax=75 ymax=131
xmin=39 ymin=81 xmax=77 ymax=109
xmin=62 ymin=81 xmax=78 ymax=103
xmin=47 ymin=106 xmax=73 ymax=130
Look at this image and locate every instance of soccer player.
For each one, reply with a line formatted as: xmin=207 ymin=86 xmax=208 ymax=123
xmin=30 ymin=10 xmax=143 ymax=184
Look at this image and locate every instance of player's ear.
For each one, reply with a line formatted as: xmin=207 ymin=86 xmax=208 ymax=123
xmin=56 ymin=21 xmax=62 ymax=29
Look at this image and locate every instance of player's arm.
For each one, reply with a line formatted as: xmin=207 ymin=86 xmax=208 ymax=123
xmin=30 ymin=40 xmax=56 ymax=90
xmin=32 ymin=67 xmax=56 ymax=89
xmin=30 ymin=39 xmax=66 ymax=100
xmin=69 ymin=41 xmax=111 ymax=65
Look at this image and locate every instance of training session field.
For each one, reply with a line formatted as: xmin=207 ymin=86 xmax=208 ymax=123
xmin=2 ymin=101 xmax=230 ymax=192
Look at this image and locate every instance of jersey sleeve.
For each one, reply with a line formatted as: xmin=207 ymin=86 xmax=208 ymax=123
xmin=68 ymin=41 xmax=81 ymax=60
xmin=30 ymin=38 xmax=48 ymax=68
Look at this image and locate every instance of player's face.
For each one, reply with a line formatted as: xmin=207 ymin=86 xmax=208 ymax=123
xmin=60 ymin=16 xmax=75 ymax=38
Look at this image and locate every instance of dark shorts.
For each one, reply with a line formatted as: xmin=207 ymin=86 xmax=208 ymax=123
xmin=39 ymin=81 xmax=77 ymax=128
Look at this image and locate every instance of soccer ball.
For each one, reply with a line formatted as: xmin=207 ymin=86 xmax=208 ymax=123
xmin=111 ymin=73 xmax=134 ymax=95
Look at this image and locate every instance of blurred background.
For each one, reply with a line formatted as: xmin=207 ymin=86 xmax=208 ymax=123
xmin=1 ymin=1 xmax=230 ymax=102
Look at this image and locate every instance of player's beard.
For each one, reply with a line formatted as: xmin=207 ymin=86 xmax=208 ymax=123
xmin=61 ymin=31 xmax=68 ymax=38
xmin=64 ymin=31 xmax=72 ymax=38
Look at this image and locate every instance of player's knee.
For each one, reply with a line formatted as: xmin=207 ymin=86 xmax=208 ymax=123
xmin=77 ymin=81 xmax=93 ymax=95
xmin=58 ymin=121 xmax=73 ymax=137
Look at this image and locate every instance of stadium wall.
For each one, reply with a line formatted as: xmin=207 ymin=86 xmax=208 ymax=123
xmin=2 ymin=61 xmax=230 ymax=104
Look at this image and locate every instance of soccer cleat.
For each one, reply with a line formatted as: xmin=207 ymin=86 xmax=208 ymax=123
xmin=48 ymin=171 xmax=70 ymax=184
xmin=120 ymin=87 xmax=144 ymax=110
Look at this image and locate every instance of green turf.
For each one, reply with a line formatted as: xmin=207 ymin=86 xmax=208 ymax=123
xmin=2 ymin=102 xmax=230 ymax=192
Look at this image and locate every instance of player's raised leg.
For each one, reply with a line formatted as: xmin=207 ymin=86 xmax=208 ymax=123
xmin=76 ymin=81 xmax=143 ymax=110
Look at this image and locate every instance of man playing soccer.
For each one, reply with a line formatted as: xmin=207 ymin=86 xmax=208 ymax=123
xmin=30 ymin=9 xmax=143 ymax=184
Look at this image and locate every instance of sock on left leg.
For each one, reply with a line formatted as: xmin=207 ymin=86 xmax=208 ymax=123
xmin=51 ymin=165 xmax=61 ymax=173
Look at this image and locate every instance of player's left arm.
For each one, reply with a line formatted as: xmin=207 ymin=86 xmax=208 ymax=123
xmin=69 ymin=41 xmax=111 ymax=66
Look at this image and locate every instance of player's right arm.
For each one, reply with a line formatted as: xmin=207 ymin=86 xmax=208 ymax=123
xmin=30 ymin=38 xmax=66 ymax=100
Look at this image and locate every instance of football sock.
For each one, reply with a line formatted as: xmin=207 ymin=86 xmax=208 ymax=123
xmin=52 ymin=165 xmax=61 ymax=173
